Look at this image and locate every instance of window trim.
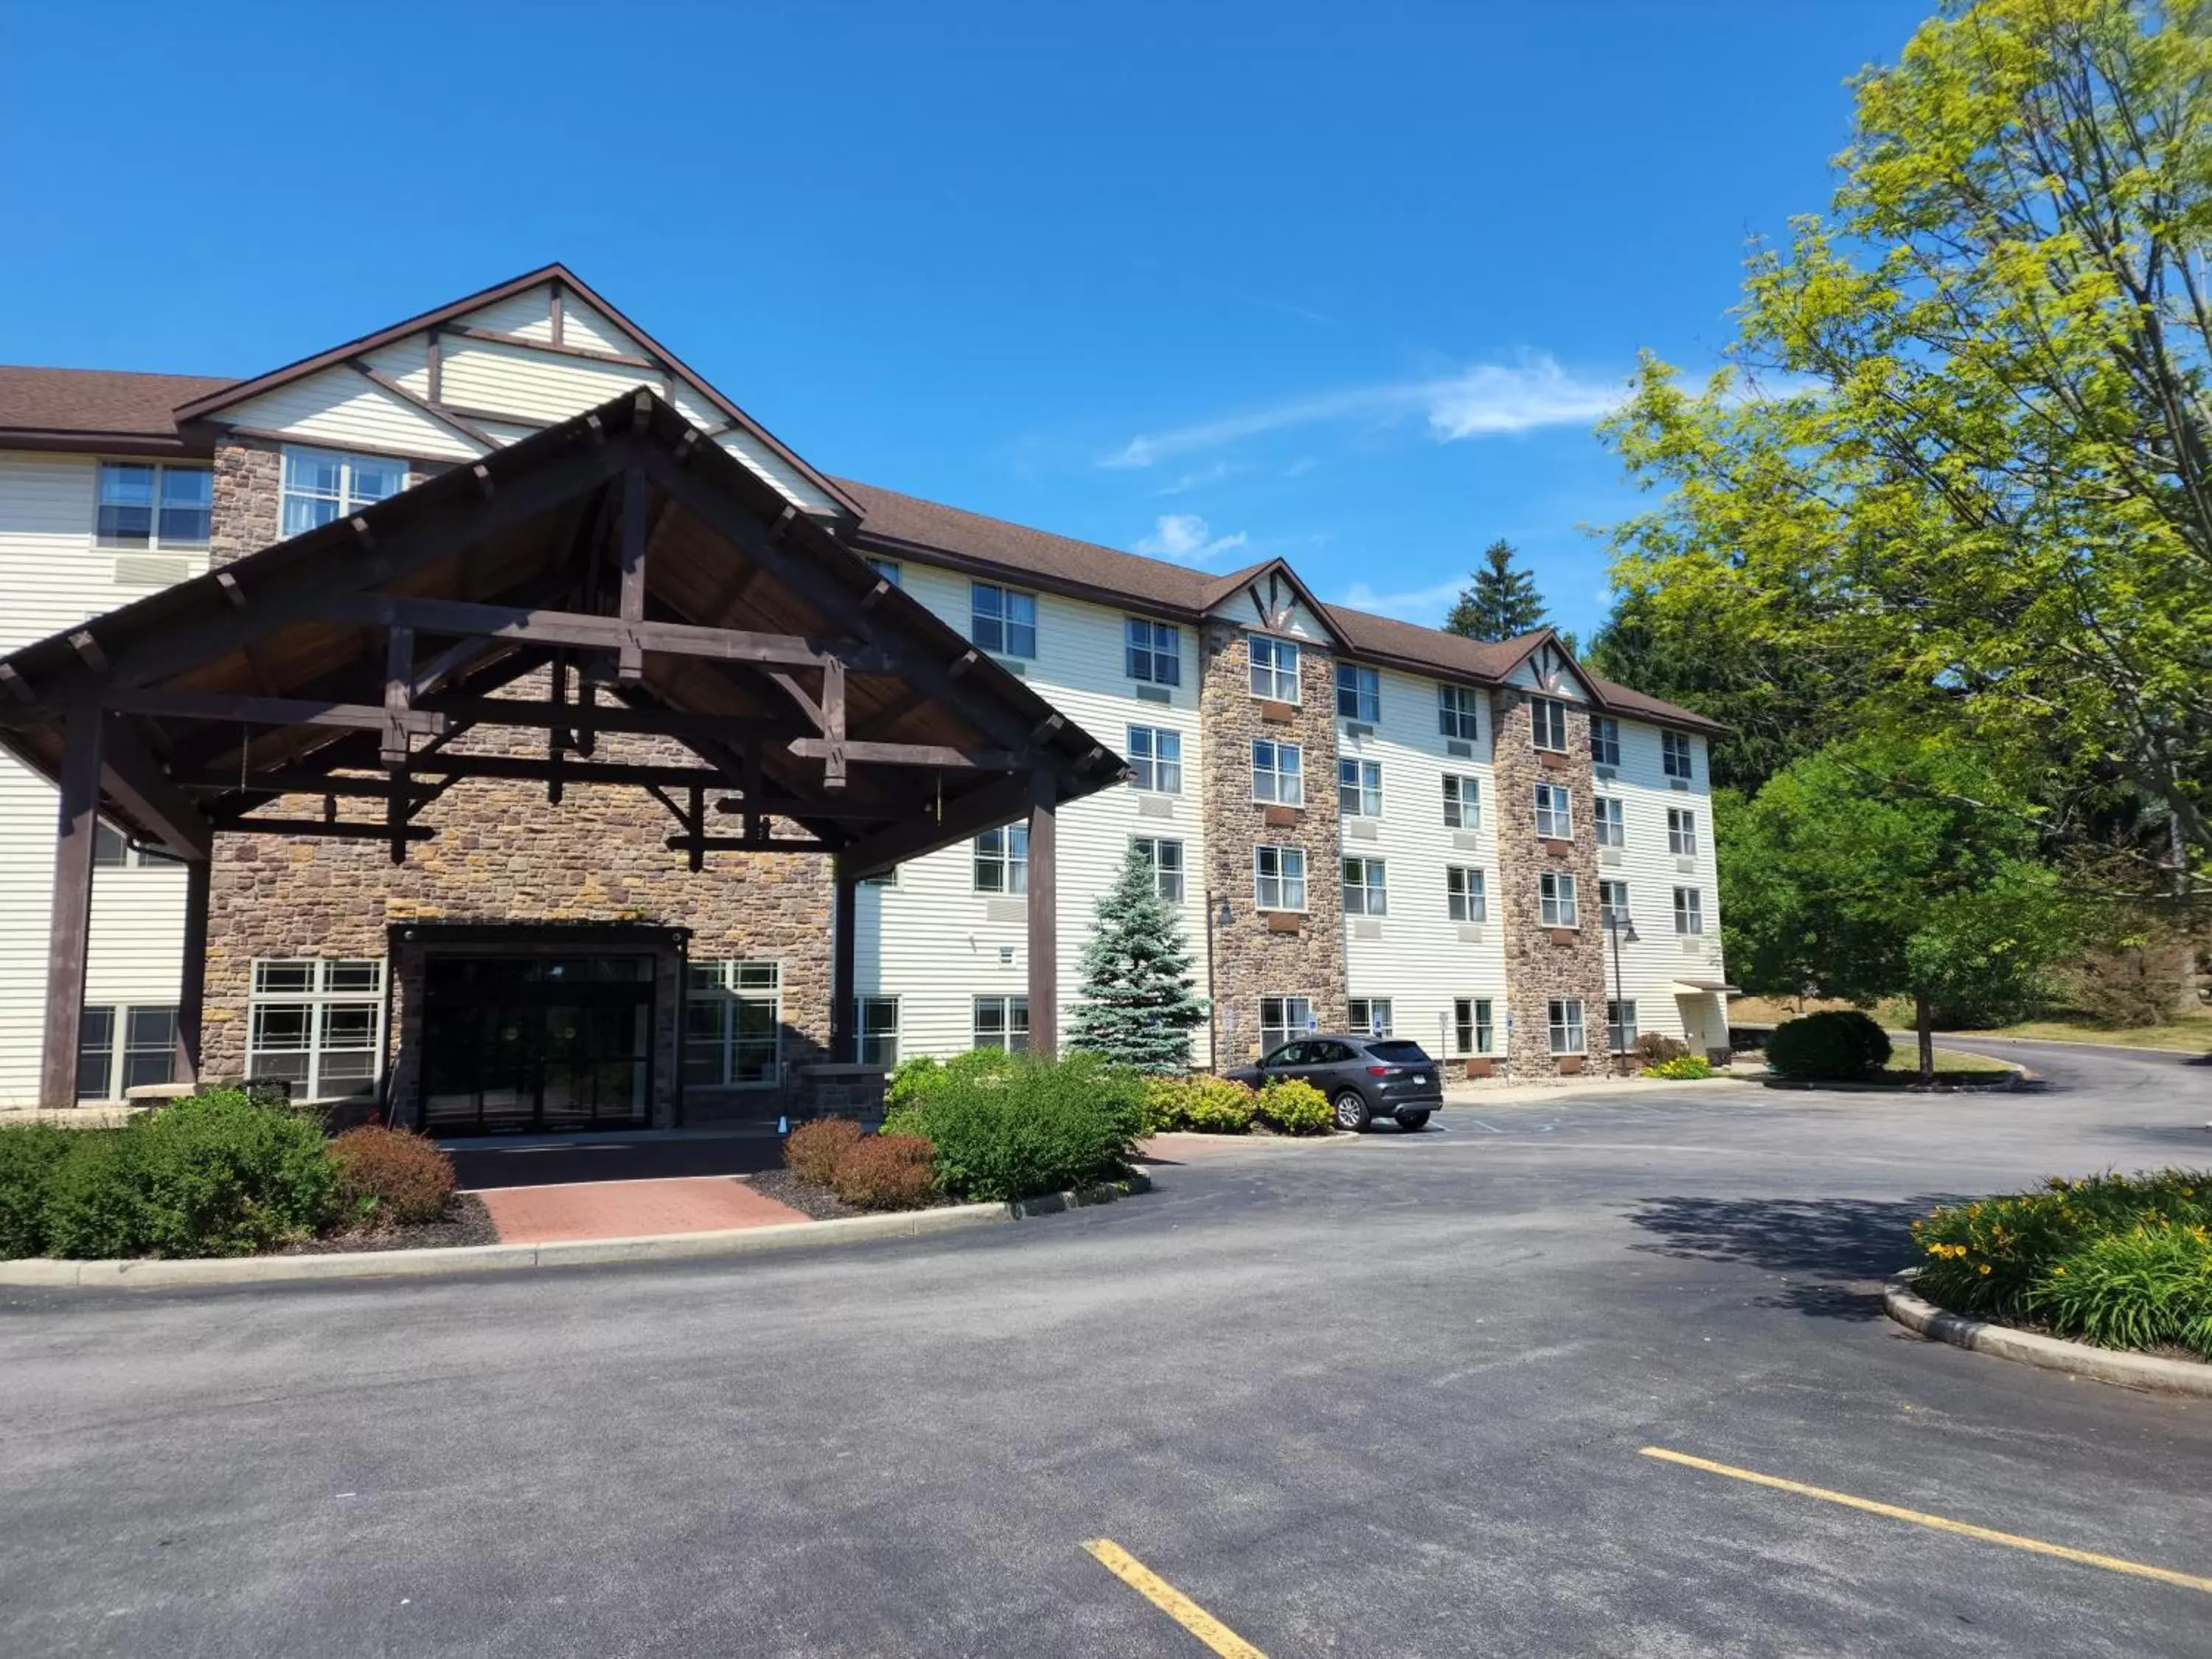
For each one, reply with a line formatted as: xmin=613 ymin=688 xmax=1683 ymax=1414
xmin=1453 ymin=996 xmax=1495 ymax=1057
xmin=1548 ymin=996 xmax=1587 ymax=1057
xmin=1335 ymin=661 xmax=1380 ymax=723
xmin=1132 ymin=835 xmax=1185 ymax=902
xmin=280 ymin=446 xmax=408 ymax=540
xmin=1337 ymin=757 xmax=1382 ymax=818
xmin=973 ymin=823 xmax=1030 ymax=894
xmin=855 ymin=995 xmax=900 ymax=1067
xmin=1606 ymin=998 xmax=1638 ymax=1055
xmin=1674 ymin=886 xmax=1705 ymax=936
xmin=1442 ymin=774 xmax=1481 ymax=830
xmin=1341 ymin=856 xmax=1388 ymax=917
xmin=1438 ymin=684 xmax=1482 ymax=742
xmin=684 ymin=960 xmax=784 ymax=1090
xmin=247 ymin=958 xmax=386 ymax=1100
xmin=1590 ymin=715 xmax=1621 ymax=768
xmin=973 ymin=994 xmax=1031 ymax=1052
xmin=1599 ymin=878 xmax=1630 ymax=929
xmin=1667 ymin=806 xmax=1699 ymax=857
xmin=1124 ymin=616 xmax=1182 ymax=686
xmin=1593 ymin=796 xmax=1625 ymax=848
xmin=1253 ymin=844 xmax=1308 ymax=912
xmin=96 ymin=460 xmax=212 ymax=552
xmin=1540 ymin=870 xmax=1579 ymax=928
xmin=1663 ymin=728 xmax=1696 ymax=779
xmin=1346 ymin=997 xmax=1394 ymax=1038
xmin=1259 ymin=994 xmax=1316 ymax=1054
xmin=1248 ymin=634 xmax=1302 ymax=703
xmin=1126 ymin=725 xmax=1183 ymax=795
xmin=1251 ymin=738 xmax=1304 ymax=806
xmin=1447 ymin=866 xmax=1488 ymax=923
xmin=970 ymin=579 xmax=1039 ymax=660
xmin=1529 ymin=695 xmax=1568 ymax=752
xmin=1534 ymin=782 xmax=1574 ymax=841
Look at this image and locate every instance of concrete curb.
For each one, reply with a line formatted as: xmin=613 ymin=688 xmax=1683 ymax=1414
xmin=1761 ymin=1060 xmax=2031 ymax=1096
xmin=1883 ymin=1272 xmax=2212 ymax=1397
xmin=0 ymin=1173 xmax=1151 ymax=1291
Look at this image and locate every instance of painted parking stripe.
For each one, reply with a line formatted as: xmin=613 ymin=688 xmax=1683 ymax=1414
xmin=1641 ymin=1447 xmax=2212 ymax=1595
xmin=1082 ymin=1540 xmax=1267 ymax=1657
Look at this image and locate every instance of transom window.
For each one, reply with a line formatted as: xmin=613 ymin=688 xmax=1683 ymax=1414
xmin=973 ymin=995 xmax=1030 ymax=1052
xmin=1594 ymin=796 xmax=1625 ymax=847
xmin=1534 ymin=782 xmax=1573 ymax=841
xmin=974 ymin=824 xmax=1029 ymax=894
xmin=1599 ymin=878 xmax=1630 ymax=928
xmin=1668 ymin=806 xmax=1699 ymax=856
xmin=1528 ymin=695 xmax=1569 ymax=751
xmin=281 ymin=448 xmax=406 ymax=538
xmin=1548 ymin=997 xmax=1587 ymax=1056
xmin=1454 ymin=997 xmax=1495 ymax=1056
xmin=1133 ymin=835 xmax=1185 ymax=902
xmin=1125 ymin=618 xmax=1182 ymax=685
xmin=1341 ymin=857 xmax=1388 ymax=916
xmin=684 ymin=961 xmax=782 ymax=1088
xmin=1540 ymin=870 xmax=1579 ymax=928
xmin=855 ymin=996 xmax=900 ymax=1066
xmin=971 ymin=581 xmax=1038 ymax=658
xmin=1674 ymin=886 xmax=1705 ymax=935
xmin=248 ymin=959 xmax=384 ymax=1099
xmin=1442 ymin=775 xmax=1481 ymax=830
xmin=1590 ymin=716 xmax=1621 ymax=768
xmin=1251 ymin=739 xmax=1303 ymax=805
xmin=75 ymin=1004 xmax=177 ymax=1102
xmin=1249 ymin=635 xmax=1301 ymax=702
xmin=1346 ymin=997 xmax=1394 ymax=1037
xmin=97 ymin=462 xmax=211 ymax=549
xmin=1338 ymin=758 xmax=1382 ymax=818
xmin=1127 ymin=726 xmax=1183 ymax=794
xmin=1253 ymin=844 xmax=1307 ymax=911
xmin=1335 ymin=661 xmax=1380 ymax=723
xmin=1663 ymin=729 xmax=1695 ymax=779
xmin=1607 ymin=999 xmax=1638 ymax=1054
xmin=1260 ymin=995 xmax=1315 ymax=1053
xmin=1438 ymin=684 xmax=1482 ymax=742
xmin=1447 ymin=866 xmax=1487 ymax=922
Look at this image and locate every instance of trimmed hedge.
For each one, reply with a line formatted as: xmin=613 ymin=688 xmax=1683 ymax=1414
xmin=330 ymin=1127 xmax=455 ymax=1227
xmin=830 ymin=1133 xmax=936 ymax=1211
xmin=883 ymin=1049 xmax=1141 ymax=1202
xmin=1765 ymin=1010 xmax=1891 ymax=1080
xmin=1142 ymin=1074 xmax=1259 ymax=1135
xmin=1256 ymin=1078 xmax=1332 ymax=1135
xmin=785 ymin=1117 xmax=864 ymax=1186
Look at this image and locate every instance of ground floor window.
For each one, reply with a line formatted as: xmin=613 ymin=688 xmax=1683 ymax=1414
xmin=1607 ymin=999 xmax=1638 ymax=1054
xmin=1259 ymin=995 xmax=1314 ymax=1054
xmin=1548 ymin=997 xmax=1586 ymax=1056
xmin=685 ymin=961 xmax=782 ymax=1087
xmin=1453 ymin=998 xmax=1494 ymax=1056
xmin=856 ymin=996 xmax=900 ymax=1066
xmin=973 ymin=995 xmax=1029 ymax=1051
xmin=74 ymin=1004 xmax=176 ymax=1101
xmin=1346 ymin=997 xmax=1393 ymax=1037
xmin=249 ymin=960 xmax=383 ymax=1099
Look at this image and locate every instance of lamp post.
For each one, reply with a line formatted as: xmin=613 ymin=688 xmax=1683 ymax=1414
xmin=1604 ymin=903 xmax=1638 ymax=1075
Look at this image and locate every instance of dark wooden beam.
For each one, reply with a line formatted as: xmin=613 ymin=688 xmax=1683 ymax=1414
xmin=215 ymin=817 xmax=437 ymax=843
xmin=105 ymin=689 xmax=448 ymax=737
xmin=425 ymin=327 xmax=443 ymax=403
xmin=41 ymin=706 xmax=100 ymax=1105
xmin=447 ymin=321 xmax=660 ymax=373
xmin=382 ymin=625 xmax=414 ymax=768
xmin=547 ymin=282 xmax=565 ymax=346
xmin=835 ymin=772 xmax=1043 ymax=882
xmin=832 ymin=863 xmax=860 ymax=1062
xmin=98 ymin=714 xmax=214 ymax=860
xmin=662 ymin=835 xmax=834 ymax=855
xmin=821 ymin=655 xmax=846 ymax=789
xmin=175 ymin=858 xmax=210 ymax=1085
xmin=618 ymin=465 xmax=647 ymax=681
xmin=786 ymin=737 xmax=1019 ymax=771
xmin=347 ymin=358 xmax=498 ymax=452
xmin=1027 ymin=771 xmax=1059 ymax=1060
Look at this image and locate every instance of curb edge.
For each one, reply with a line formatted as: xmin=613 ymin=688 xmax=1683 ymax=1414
xmin=1883 ymin=1272 xmax=2212 ymax=1398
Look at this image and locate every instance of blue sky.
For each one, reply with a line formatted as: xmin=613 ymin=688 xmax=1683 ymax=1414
xmin=0 ymin=1 xmax=1934 ymax=639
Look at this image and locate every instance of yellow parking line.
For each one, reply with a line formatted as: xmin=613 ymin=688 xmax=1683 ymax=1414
xmin=1083 ymin=1539 xmax=1268 ymax=1658
xmin=1641 ymin=1447 xmax=2212 ymax=1595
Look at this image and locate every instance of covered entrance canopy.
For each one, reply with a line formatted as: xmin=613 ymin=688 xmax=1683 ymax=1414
xmin=0 ymin=389 xmax=1124 ymax=1105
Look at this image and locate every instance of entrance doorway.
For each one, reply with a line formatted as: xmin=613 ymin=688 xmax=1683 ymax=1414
xmin=420 ymin=955 xmax=655 ymax=1134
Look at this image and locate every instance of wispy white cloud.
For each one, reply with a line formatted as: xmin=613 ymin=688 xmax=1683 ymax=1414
xmin=1333 ymin=575 xmax=1468 ymax=627
xmin=1103 ymin=353 xmax=1627 ymax=469
xmin=1133 ymin=512 xmax=1250 ymax=566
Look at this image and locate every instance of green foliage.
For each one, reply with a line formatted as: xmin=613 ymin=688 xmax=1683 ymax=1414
xmin=785 ymin=1117 xmax=865 ymax=1185
xmin=891 ymin=1050 xmax=1143 ymax=1202
xmin=1255 ymin=1077 xmax=1332 ymax=1135
xmin=2025 ymin=1226 xmax=2212 ymax=1357
xmin=0 ymin=1124 xmax=77 ymax=1259
xmin=1642 ymin=1054 xmax=1714 ymax=1080
xmin=1069 ymin=844 xmax=1209 ymax=1072
xmin=329 ymin=1127 xmax=454 ymax=1227
xmin=1765 ymin=1011 xmax=1892 ymax=1080
xmin=1443 ymin=539 xmax=1548 ymax=642
xmin=1141 ymin=1074 xmax=1259 ymax=1134
xmin=829 ymin=1133 xmax=937 ymax=1211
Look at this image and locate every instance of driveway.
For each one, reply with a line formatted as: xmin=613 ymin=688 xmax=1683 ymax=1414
xmin=2 ymin=1044 xmax=2207 ymax=1656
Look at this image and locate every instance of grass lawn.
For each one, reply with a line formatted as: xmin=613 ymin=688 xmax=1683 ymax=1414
xmin=1882 ymin=1046 xmax=2016 ymax=1079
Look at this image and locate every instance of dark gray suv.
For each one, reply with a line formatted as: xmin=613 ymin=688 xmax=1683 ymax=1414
xmin=1226 ymin=1034 xmax=1444 ymax=1131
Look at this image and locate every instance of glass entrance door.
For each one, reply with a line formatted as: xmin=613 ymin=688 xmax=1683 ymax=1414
xmin=420 ymin=956 xmax=654 ymax=1133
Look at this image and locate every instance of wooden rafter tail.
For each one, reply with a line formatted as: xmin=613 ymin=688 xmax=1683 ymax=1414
xmin=618 ymin=465 xmax=648 ymax=683
xmin=382 ymin=625 xmax=414 ymax=769
xmin=821 ymin=656 xmax=846 ymax=790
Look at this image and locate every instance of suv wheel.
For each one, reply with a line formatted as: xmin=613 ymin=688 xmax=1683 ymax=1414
xmin=1395 ymin=1110 xmax=1432 ymax=1132
xmin=1332 ymin=1090 xmax=1371 ymax=1132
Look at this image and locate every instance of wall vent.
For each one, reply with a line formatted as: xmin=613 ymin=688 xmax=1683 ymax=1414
xmin=114 ymin=554 xmax=190 ymax=587
xmin=1445 ymin=740 xmax=1473 ymax=759
xmin=1669 ymin=777 xmax=1691 ymax=791
xmin=1134 ymin=684 xmax=1171 ymax=705
xmin=1452 ymin=830 xmax=1485 ymax=852
xmin=1345 ymin=818 xmax=1379 ymax=841
xmin=1136 ymin=796 xmax=1176 ymax=820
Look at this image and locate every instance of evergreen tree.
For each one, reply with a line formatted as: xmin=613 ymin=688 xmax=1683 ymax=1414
xmin=1443 ymin=539 xmax=1548 ymax=641
xmin=1069 ymin=844 xmax=1209 ymax=1071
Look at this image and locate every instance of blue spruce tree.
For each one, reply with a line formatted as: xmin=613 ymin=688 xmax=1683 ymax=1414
xmin=1069 ymin=843 xmax=1209 ymax=1071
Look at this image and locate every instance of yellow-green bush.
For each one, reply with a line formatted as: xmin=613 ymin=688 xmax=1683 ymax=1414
xmin=1256 ymin=1077 xmax=1332 ymax=1135
xmin=1141 ymin=1074 xmax=1259 ymax=1134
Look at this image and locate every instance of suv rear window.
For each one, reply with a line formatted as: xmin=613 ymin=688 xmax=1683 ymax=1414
xmin=1366 ymin=1040 xmax=1432 ymax=1064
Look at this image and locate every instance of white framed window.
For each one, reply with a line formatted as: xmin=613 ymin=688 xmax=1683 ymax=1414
xmin=93 ymin=822 xmax=181 ymax=869
xmin=1454 ymin=997 xmax=1495 ymax=1056
xmin=1594 ymin=796 xmax=1625 ymax=847
xmin=685 ymin=961 xmax=782 ymax=1088
xmin=1447 ymin=866 xmax=1487 ymax=922
xmin=1260 ymin=995 xmax=1315 ymax=1053
xmin=1253 ymin=844 xmax=1307 ymax=911
xmin=1442 ymin=775 xmax=1481 ymax=830
xmin=1529 ymin=695 xmax=1568 ymax=751
xmin=1674 ymin=886 xmax=1705 ymax=936
xmin=1338 ymin=758 xmax=1382 ymax=818
xmin=1251 ymin=739 xmax=1303 ymax=805
xmin=1125 ymin=617 xmax=1182 ymax=686
xmin=1438 ymin=684 xmax=1482 ymax=742
xmin=281 ymin=448 xmax=406 ymax=538
xmin=1133 ymin=835 xmax=1185 ymax=902
xmin=1590 ymin=716 xmax=1621 ymax=768
xmin=1540 ymin=871 xmax=1579 ymax=928
xmin=1341 ymin=857 xmax=1388 ymax=916
xmin=96 ymin=462 xmax=211 ymax=549
xmin=974 ymin=824 xmax=1029 ymax=894
xmin=1607 ymin=999 xmax=1638 ymax=1054
xmin=1599 ymin=878 xmax=1630 ymax=928
xmin=971 ymin=581 xmax=1037 ymax=658
xmin=1668 ymin=806 xmax=1699 ymax=856
xmin=248 ymin=959 xmax=384 ymax=1099
xmin=1346 ymin=997 xmax=1394 ymax=1038
xmin=74 ymin=1004 xmax=176 ymax=1102
xmin=1548 ymin=997 xmax=1586 ymax=1056
xmin=1534 ymin=782 xmax=1573 ymax=841
xmin=1127 ymin=726 xmax=1183 ymax=794
xmin=1249 ymin=635 xmax=1301 ymax=702
xmin=855 ymin=995 xmax=900 ymax=1066
xmin=865 ymin=556 xmax=902 ymax=586
xmin=1663 ymin=729 xmax=1695 ymax=779
xmin=1335 ymin=661 xmax=1380 ymax=723
xmin=973 ymin=995 xmax=1029 ymax=1052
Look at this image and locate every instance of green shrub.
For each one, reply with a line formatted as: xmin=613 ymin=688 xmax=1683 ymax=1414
xmin=830 ymin=1133 xmax=937 ymax=1211
xmin=2024 ymin=1225 xmax=2212 ymax=1357
xmin=895 ymin=1050 xmax=1143 ymax=1202
xmin=1256 ymin=1077 xmax=1331 ymax=1135
xmin=1183 ymin=1077 xmax=1259 ymax=1134
xmin=330 ymin=1127 xmax=455 ymax=1226
xmin=0 ymin=1123 xmax=78 ymax=1258
xmin=785 ymin=1117 xmax=864 ymax=1185
xmin=1765 ymin=1010 xmax=1891 ymax=1080
xmin=1643 ymin=1054 xmax=1714 ymax=1080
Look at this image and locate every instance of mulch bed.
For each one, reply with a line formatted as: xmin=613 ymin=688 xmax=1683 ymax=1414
xmin=744 ymin=1168 xmax=965 ymax=1220
xmin=277 ymin=1192 xmax=500 ymax=1254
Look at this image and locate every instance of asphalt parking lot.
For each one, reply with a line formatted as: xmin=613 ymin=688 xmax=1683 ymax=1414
xmin=3 ymin=1040 xmax=2208 ymax=1657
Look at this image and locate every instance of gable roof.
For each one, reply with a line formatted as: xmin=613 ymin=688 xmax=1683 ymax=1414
xmin=0 ymin=366 xmax=233 ymax=456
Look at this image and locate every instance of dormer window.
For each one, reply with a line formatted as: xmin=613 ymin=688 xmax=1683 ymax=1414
xmin=1248 ymin=635 xmax=1301 ymax=702
xmin=1529 ymin=695 xmax=1568 ymax=751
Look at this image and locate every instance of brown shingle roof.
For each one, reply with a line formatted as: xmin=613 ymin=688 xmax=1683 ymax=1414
xmin=0 ymin=366 xmax=233 ymax=450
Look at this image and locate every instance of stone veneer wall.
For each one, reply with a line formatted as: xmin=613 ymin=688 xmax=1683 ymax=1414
xmin=1488 ymin=688 xmax=1610 ymax=1078
xmin=1197 ymin=622 xmax=1346 ymax=1065
xmin=209 ymin=439 xmax=283 ymax=567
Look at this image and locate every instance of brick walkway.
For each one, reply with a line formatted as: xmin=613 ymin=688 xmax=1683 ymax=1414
xmin=473 ymin=1176 xmax=811 ymax=1244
